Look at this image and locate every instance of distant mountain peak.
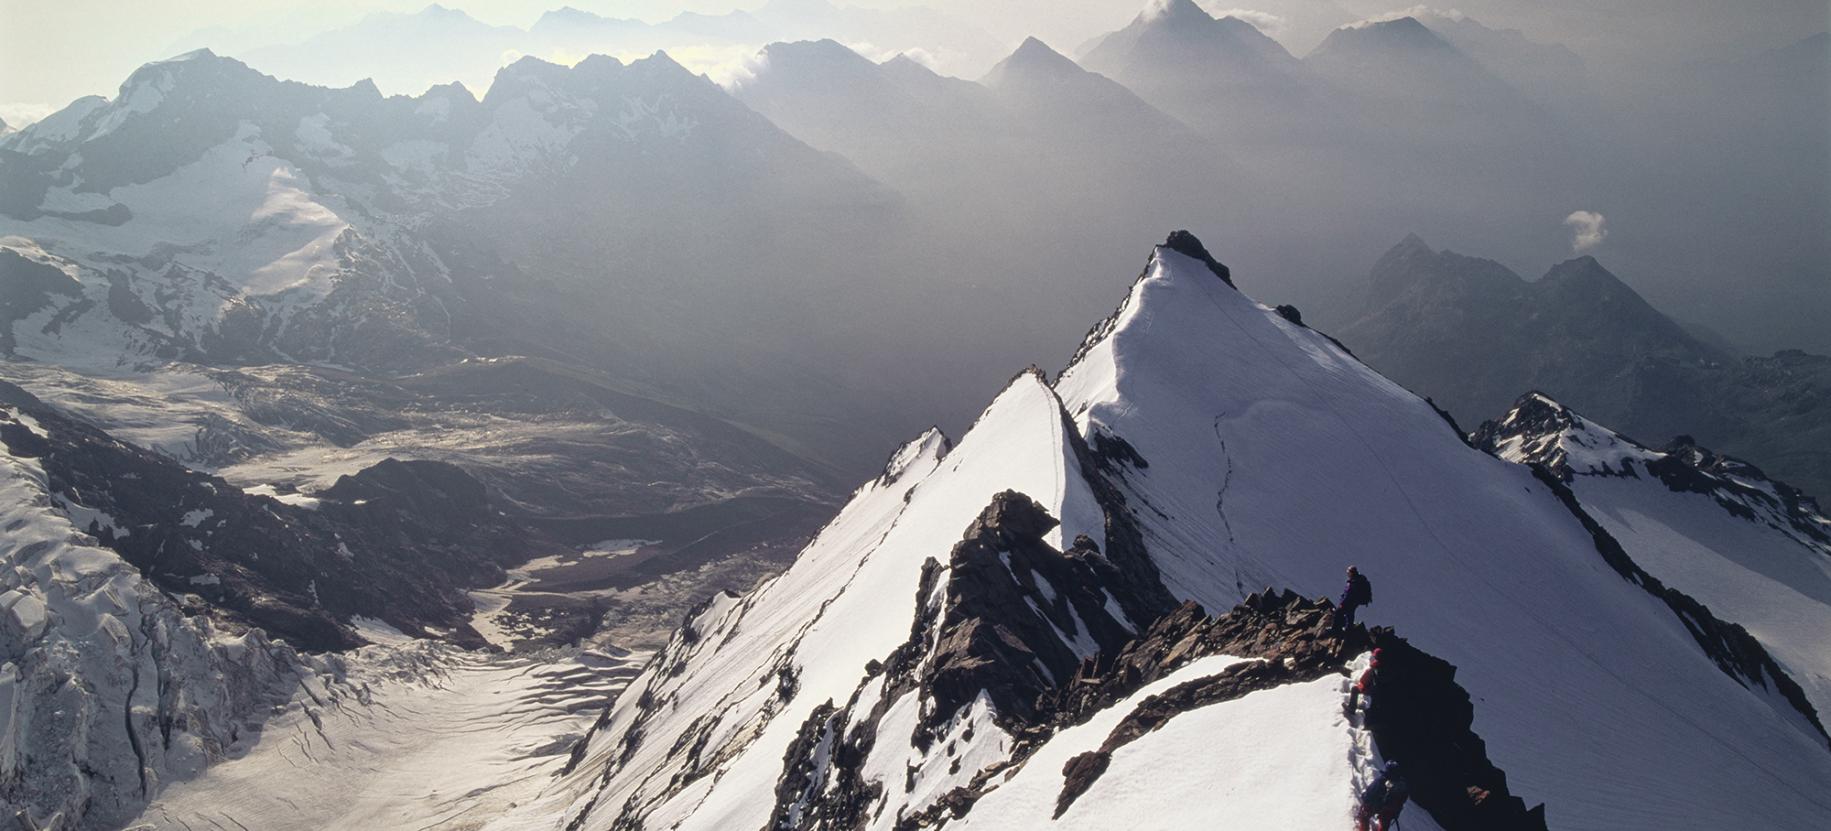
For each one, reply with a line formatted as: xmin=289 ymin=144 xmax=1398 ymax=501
xmin=982 ymin=37 xmax=1092 ymax=87
xmin=763 ymin=38 xmax=870 ymax=64
xmin=162 ymin=47 xmax=219 ymax=63
xmin=1539 ymin=255 xmax=1630 ymax=292
xmin=541 ymin=4 xmax=596 ymax=20
xmin=879 ymin=52 xmax=933 ymax=73
xmin=416 ymin=3 xmax=470 ymax=19
xmin=1369 ymin=233 xmax=1445 ymax=281
xmin=632 ymin=49 xmax=694 ymax=77
xmin=1081 ymin=0 xmax=1302 ymax=86
xmin=760 ymin=39 xmax=903 ymax=85
xmin=761 ymin=0 xmax=842 ymax=14
xmin=1007 ymin=37 xmax=1080 ymax=71
xmin=422 ymin=79 xmax=478 ymax=103
xmin=1140 ymin=0 xmax=1215 ymax=25
xmin=1321 ymin=15 xmax=1456 ymax=53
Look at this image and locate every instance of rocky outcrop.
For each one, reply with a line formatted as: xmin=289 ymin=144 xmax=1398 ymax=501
xmin=1477 ymin=392 xmax=1829 ymax=546
xmin=1047 ymin=594 xmax=1357 ymax=817
xmin=1044 ymin=591 xmax=1358 ymax=727
xmin=1162 ymin=229 xmax=1234 ymax=287
xmin=768 ymin=490 xmax=1171 ymax=831
xmin=1650 ymin=437 xmax=1830 ymax=547
xmin=1359 ymin=628 xmax=1549 ymax=830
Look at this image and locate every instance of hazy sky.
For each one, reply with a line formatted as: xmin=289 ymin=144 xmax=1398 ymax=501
xmin=2 ymin=0 xmax=1825 ymax=125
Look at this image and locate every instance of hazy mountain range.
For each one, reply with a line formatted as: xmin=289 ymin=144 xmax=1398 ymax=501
xmin=1342 ymin=234 xmax=1831 ymax=498
xmin=0 ymin=2 xmax=1826 ymax=827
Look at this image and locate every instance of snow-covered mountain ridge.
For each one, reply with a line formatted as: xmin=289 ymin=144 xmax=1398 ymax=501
xmin=0 ymin=47 xmax=811 ymax=374
xmin=1476 ymin=392 xmax=1831 ymax=741
xmin=478 ymin=233 xmax=1831 ymax=831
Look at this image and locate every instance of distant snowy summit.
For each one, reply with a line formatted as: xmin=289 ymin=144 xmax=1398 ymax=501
xmin=0 ymin=47 xmax=886 ymax=376
xmin=484 ymin=233 xmax=1831 ymax=830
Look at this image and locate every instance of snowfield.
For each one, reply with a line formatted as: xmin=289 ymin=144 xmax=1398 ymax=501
xmin=133 ymin=646 xmax=643 ymax=831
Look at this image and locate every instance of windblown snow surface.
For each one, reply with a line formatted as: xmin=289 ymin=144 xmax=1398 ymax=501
xmin=481 ymin=240 xmax=1831 ymax=831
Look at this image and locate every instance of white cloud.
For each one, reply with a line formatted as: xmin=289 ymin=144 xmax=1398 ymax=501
xmin=1209 ymin=8 xmax=1288 ymax=34
xmin=0 ymin=102 xmax=57 ymax=129
xmin=1564 ymin=210 xmax=1608 ymax=253
xmin=1343 ymin=6 xmax=1467 ymax=30
xmin=1141 ymin=0 xmax=1189 ymax=22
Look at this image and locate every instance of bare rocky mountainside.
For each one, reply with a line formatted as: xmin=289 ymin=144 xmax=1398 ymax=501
xmin=1341 ymin=234 xmax=1831 ymax=499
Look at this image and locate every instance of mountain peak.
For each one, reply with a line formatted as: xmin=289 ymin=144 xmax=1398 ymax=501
xmin=1364 ymin=236 xmax=1528 ymax=301
xmin=538 ymin=5 xmax=598 ymax=22
xmin=417 ymin=3 xmax=469 ymax=20
xmin=1139 ymin=0 xmax=1215 ymax=25
xmin=1014 ymin=35 xmax=1062 ymax=57
xmin=1081 ymin=0 xmax=1301 ymax=85
xmin=422 ymin=80 xmax=478 ymax=104
xmin=1367 ymin=233 xmax=1439 ymax=290
xmin=1538 ymin=255 xmax=1633 ymax=295
xmin=982 ymin=37 xmax=1101 ymax=90
xmin=1320 ymin=15 xmax=1456 ymax=54
xmin=163 ymin=47 xmax=219 ymax=63
xmin=634 ymin=49 xmax=692 ymax=75
xmin=763 ymin=38 xmax=870 ymax=66
xmin=1160 ymin=230 xmax=1233 ymax=287
xmin=880 ymin=52 xmax=936 ymax=75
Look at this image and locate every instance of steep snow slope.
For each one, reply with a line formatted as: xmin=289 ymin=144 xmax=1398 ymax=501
xmin=1052 ymin=238 xmax=1830 ymax=827
xmin=492 ymin=375 xmax=1109 ymax=830
xmin=495 ymin=233 xmax=1830 ymax=831
xmin=1477 ymin=393 xmax=1831 ymax=733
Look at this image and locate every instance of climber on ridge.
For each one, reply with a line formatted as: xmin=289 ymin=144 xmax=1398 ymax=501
xmin=1355 ymin=760 xmax=1409 ymax=831
xmin=1333 ymin=566 xmax=1373 ymax=633
xmin=1346 ymin=648 xmax=1383 ymax=725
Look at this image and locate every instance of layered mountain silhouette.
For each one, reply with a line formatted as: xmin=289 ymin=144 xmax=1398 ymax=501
xmin=1342 ymin=234 xmax=1831 ymax=498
